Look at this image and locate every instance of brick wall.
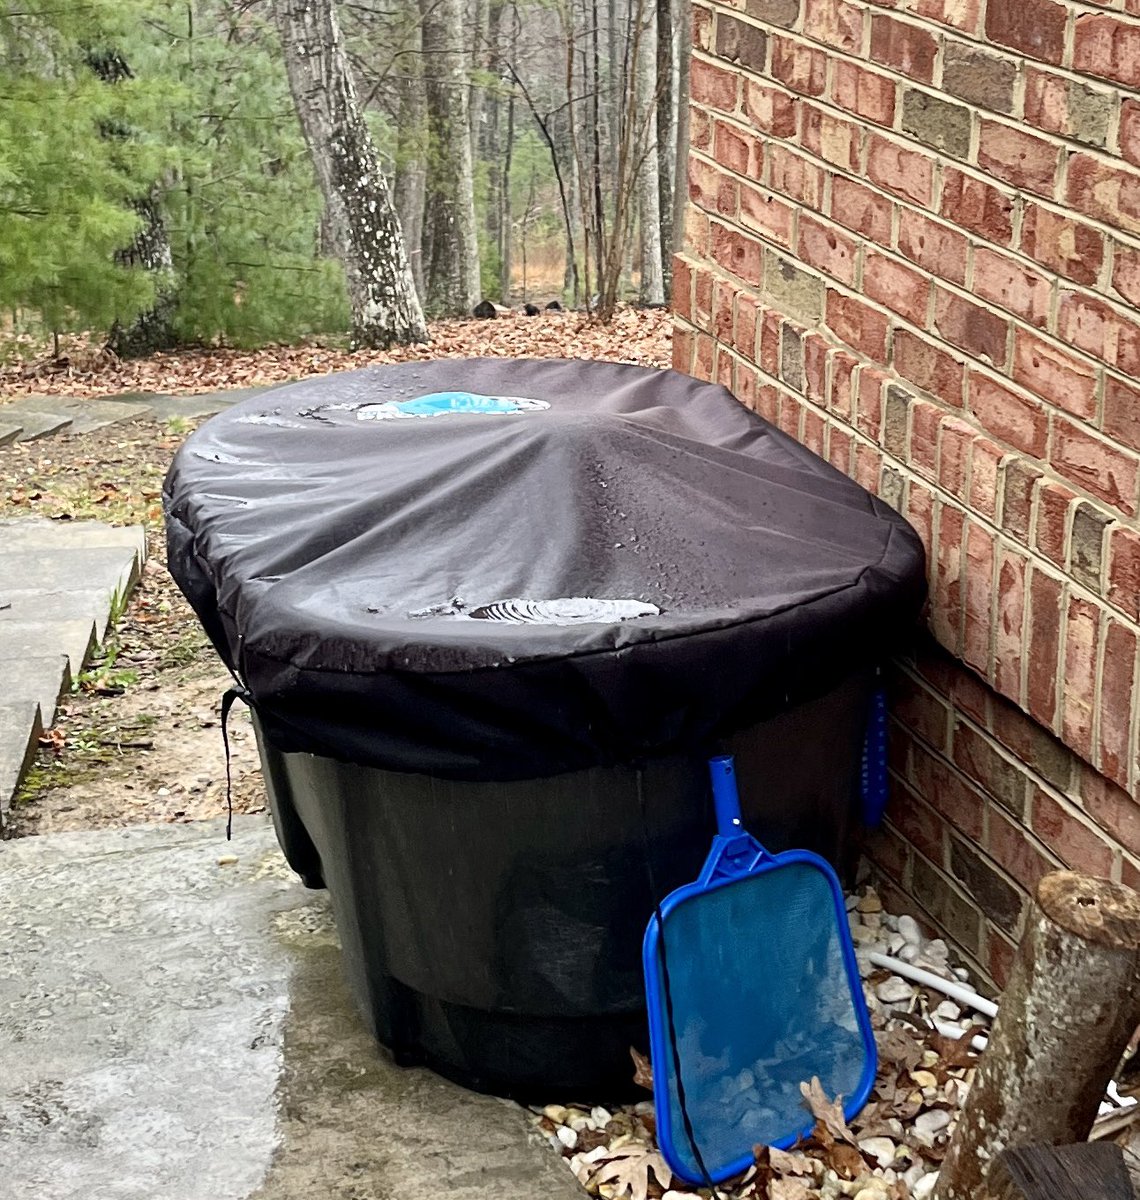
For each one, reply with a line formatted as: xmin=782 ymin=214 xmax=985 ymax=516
xmin=675 ymin=0 xmax=1140 ymax=987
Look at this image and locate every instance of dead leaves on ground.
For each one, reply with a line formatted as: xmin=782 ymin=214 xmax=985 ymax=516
xmin=586 ymin=1145 xmax=673 ymax=1200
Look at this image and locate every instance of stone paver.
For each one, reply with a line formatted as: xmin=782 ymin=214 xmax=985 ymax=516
xmin=0 ymin=421 xmax=21 ymax=447
xmin=0 ymin=817 xmax=584 ymax=1200
xmin=0 ymin=518 xmax=147 ymax=822
xmin=11 ymin=411 xmax=73 ymax=441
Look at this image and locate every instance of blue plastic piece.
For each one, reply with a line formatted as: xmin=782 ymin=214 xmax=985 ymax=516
xmin=390 ymin=391 xmax=538 ymax=416
xmin=860 ymin=686 xmax=890 ymax=828
xmin=643 ymin=756 xmax=877 ymax=1185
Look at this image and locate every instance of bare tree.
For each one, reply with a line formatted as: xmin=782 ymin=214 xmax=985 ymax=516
xmin=420 ymin=0 xmax=482 ymax=315
xmin=636 ymin=0 xmax=664 ymax=306
xmin=274 ymin=0 xmax=427 ymax=347
xmin=394 ymin=24 xmax=429 ymax=302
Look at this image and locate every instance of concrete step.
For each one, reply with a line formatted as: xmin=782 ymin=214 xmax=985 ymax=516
xmin=0 ymin=653 xmax=70 ymax=730
xmin=0 ymin=619 xmax=98 ymax=679
xmin=0 ymin=544 xmax=143 ymax=599
xmin=0 ymin=422 xmax=22 ymax=447
xmin=0 ymin=700 xmax=43 ymax=824
xmin=0 ymin=517 xmax=147 ymax=560
xmin=13 ymin=412 xmax=73 ymax=441
xmin=4 ymin=396 xmax=150 ymax=435
xmin=0 ymin=587 xmax=115 ymax=631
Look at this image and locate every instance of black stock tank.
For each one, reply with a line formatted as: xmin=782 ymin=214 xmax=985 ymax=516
xmin=164 ymin=358 xmax=926 ymax=1097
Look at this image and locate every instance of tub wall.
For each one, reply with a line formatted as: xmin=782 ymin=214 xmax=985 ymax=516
xmin=675 ymin=0 xmax=1140 ymax=989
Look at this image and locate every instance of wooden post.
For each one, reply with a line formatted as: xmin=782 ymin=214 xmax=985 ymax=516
xmin=933 ymin=871 xmax=1140 ymax=1200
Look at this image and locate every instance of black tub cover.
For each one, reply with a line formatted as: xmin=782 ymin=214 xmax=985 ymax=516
xmin=164 ymin=358 xmax=926 ymax=780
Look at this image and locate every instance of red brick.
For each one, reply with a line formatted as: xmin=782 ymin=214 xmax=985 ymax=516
xmin=803 ymin=408 xmax=826 ymax=455
xmin=977 ymin=121 xmax=1059 ymax=196
xmin=1026 ymin=567 xmax=1063 ymax=726
xmin=1120 ymin=100 xmax=1140 ymax=170
xmin=1081 ymin=765 xmax=1140 ymax=858
xmin=714 ymin=121 xmax=762 ymax=177
xmin=1035 ymin=479 xmax=1073 ymax=567
xmin=711 ymin=222 xmax=764 ymax=286
xmin=940 ymin=169 xmax=1015 ymax=245
xmin=1032 ymin=785 xmax=1115 ymax=875
xmin=1011 ymin=329 xmax=1098 ymax=421
xmin=1066 ymin=154 xmax=1140 ymax=237
xmin=743 ymin=80 xmax=798 ymax=138
xmin=803 ymin=0 xmax=864 ymax=52
xmin=1072 ymin=13 xmax=1140 ymax=88
xmin=893 ymin=329 xmax=965 ymax=407
xmin=1023 ymin=70 xmax=1111 ymax=149
xmin=985 ymin=0 xmax=1067 ymax=64
xmin=893 ymin=791 xmax=947 ymax=864
xmin=716 ymin=345 xmax=735 ymax=389
xmin=1112 ymin=242 xmax=1140 ymax=308
xmin=691 ymin=57 xmax=739 ymax=113
xmin=963 ymin=521 xmax=995 ymax=676
xmin=934 ymin=290 xmax=1009 ymax=368
xmin=857 ymin=367 xmax=887 ymax=440
xmin=906 ymin=480 xmax=935 ymax=555
xmin=767 ymin=145 xmax=824 ymax=209
xmin=694 ymin=267 xmax=714 ymax=323
xmin=864 ymin=252 xmax=930 ymax=325
xmin=953 ymin=719 xmax=1027 ymax=814
xmin=939 ymin=417 xmax=973 ymax=499
xmin=828 ymin=424 xmax=853 ymax=472
xmin=1105 ymin=375 xmax=1140 ymax=454
xmin=1052 ymin=418 xmax=1139 ymax=516
xmin=1056 ymin=290 xmax=1126 ymax=364
xmin=994 ymin=549 xmax=1027 ymax=699
xmin=801 ymin=105 xmax=861 ymax=172
xmin=714 ymin=278 xmax=737 ymax=342
xmin=972 ymin=248 xmax=1052 ymax=329
xmin=894 ymin=674 xmax=952 ymax=750
xmin=831 ymin=61 xmax=896 ymax=126
xmin=866 ymin=134 xmax=935 ymax=206
xmin=1001 ymin=458 xmax=1042 ymax=542
xmin=853 ymin=440 xmax=882 ymax=492
xmin=672 ymin=326 xmax=694 ymax=373
xmin=970 ymin=438 xmax=1004 ymax=521
xmin=988 ymin=808 xmax=1052 ymax=892
xmin=968 ymin=374 xmax=1048 ymax=458
xmin=734 ymin=292 xmax=759 ymax=359
xmin=830 ymin=351 xmax=859 ymax=419
xmin=871 ymin=14 xmax=938 ymax=82
xmin=825 ymin=290 xmax=890 ymax=361
xmin=797 ymin=215 xmax=858 ymax=285
xmin=770 ymin=34 xmax=826 ymax=97
xmin=1019 ymin=205 xmax=1104 ymax=288
xmin=988 ymin=929 xmax=1019 ymax=989
xmin=932 ymin=503 xmax=965 ymax=653
xmin=911 ymin=398 xmax=941 ymax=481
xmin=739 ymin=184 xmax=795 ymax=246
xmin=803 ymin=335 xmax=828 ymax=403
xmin=693 ymin=3 xmax=713 ymax=51
xmin=830 ymin=175 xmax=893 ymax=245
xmin=913 ymin=0 xmax=980 ymax=32
xmin=694 ymin=332 xmax=715 ymax=381
xmin=778 ymin=389 xmax=802 ymax=438
xmin=735 ymin=361 xmax=760 ymax=409
xmin=685 ymin=207 xmax=711 ymax=257
xmin=759 ymin=309 xmax=781 ymax=376
xmin=755 ymin=383 xmax=779 ymax=423
xmin=689 ymin=105 xmax=712 ymax=153
xmin=911 ymin=745 xmax=986 ymax=839
xmin=672 ymin=258 xmax=694 ymax=321
xmin=897 ymin=211 xmax=968 ymax=285
xmin=689 ymin=157 xmax=736 ymax=217
xmin=1107 ymin=525 xmax=1140 ymax=621
xmin=1062 ymin=594 xmax=1100 ymax=760
xmin=1100 ymin=619 xmax=1138 ymax=788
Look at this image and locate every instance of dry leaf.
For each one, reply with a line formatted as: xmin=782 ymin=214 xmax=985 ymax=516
xmin=769 ymin=1178 xmax=813 ymax=1200
xmin=768 ymin=1147 xmax=813 ymax=1176
xmin=800 ymin=1077 xmax=859 ymax=1147
xmin=630 ymin=1046 xmax=654 ymax=1092
xmin=876 ymin=1027 xmax=924 ymax=1072
xmin=816 ymin=1136 xmax=867 ymax=1180
xmin=588 ymin=1145 xmax=672 ymax=1200
xmin=930 ymin=1025 xmax=986 ymax=1069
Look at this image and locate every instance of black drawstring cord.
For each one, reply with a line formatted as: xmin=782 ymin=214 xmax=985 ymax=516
xmin=636 ymin=767 xmax=723 ymax=1200
xmin=219 ymin=684 xmax=252 ymax=841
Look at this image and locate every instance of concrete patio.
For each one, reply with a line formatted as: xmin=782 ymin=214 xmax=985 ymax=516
xmin=0 ymin=816 xmax=584 ymax=1200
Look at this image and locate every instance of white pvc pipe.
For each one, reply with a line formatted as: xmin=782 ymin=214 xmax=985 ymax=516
xmin=932 ymin=1019 xmax=988 ymax=1053
xmin=868 ymin=951 xmax=999 ymax=1019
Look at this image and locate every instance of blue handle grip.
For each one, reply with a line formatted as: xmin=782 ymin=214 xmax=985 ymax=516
xmin=709 ymin=755 xmax=744 ymax=838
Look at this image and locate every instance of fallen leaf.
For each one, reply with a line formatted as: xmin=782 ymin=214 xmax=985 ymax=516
xmin=800 ymin=1077 xmax=859 ymax=1147
xmin=768 ymin=1147 xmax=813 ymax=1176
xmin=588 ymin=1145 xmax=672 ymax=1200
xmin=769 ymin=1178 xmax=813 ymax=1200
xmin=877 ymin=1027 xmax=924 ymax=1072
xmin=630 ymin=1046 xmax=653 ymax=1091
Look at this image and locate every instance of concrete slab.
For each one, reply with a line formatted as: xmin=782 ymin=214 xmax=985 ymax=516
xmin=0 ymin=587 xmax=114 ymax=630
xmin=0 ymin=516 xmax=147 ymax=561
xmin=0 ymin=652 xmax=69 ymax=729
xmin=0 ymin=818 xmax=585 ymax=1200
xmin=0 ymin=618 xmax=97 ymax=677
xmin=0 ymin=699 xmax=43 ymax=824
xmin=13 ymin=411 xmax=73 ymax=441
xmin=0 ymin=420 xmax=22 ymax=447
xmin=0 ymin=544 xmax=142 ymax=598
xmin=4 ymin=395 xmax=151 ymax=434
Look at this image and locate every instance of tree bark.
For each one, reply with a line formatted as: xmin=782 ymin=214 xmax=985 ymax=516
xmin=274 ymin=0 xmax=427 ymax=347
xmin=636 ymin=0 xmax=664 ymax=306
xmin=656 ymin=0 xmax=674 ymax=291
xmin=420 ymin=0 xmax=482 ymax=315
xmin=933 ymin=872 xmax=1140 ymax=1200
xmin=394 ymin=21 xmax=428 ymax=303
xmin=672 ymin=0 xmax=691 ymax=255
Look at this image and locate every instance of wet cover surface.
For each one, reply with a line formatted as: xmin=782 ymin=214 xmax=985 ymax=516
xmin=165 ymin=359 xmax=926 ymax=779
xmin=0 ymin=818 xmax=584 ymax=1200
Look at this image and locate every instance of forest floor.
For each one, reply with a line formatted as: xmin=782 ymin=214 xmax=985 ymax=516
xmin=0 ymin=307 xmax=672 ymax=837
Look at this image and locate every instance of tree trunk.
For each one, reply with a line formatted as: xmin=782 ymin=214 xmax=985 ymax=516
xmin=86 ymin=49 xmax=179 ymax=358
xmin=656 ymin=0 xmax=675 ymax=292
xmin=501 ymin=89 xmax=514 ymax=302
xmin=933 ymin=872 xmax=1140 ymax=1200
xmin=468 ymin=0 xmax=490 ymax=154
xmin=274 ymin=0 xmax=427 ymax=347
xmin=394 ymin=22 xmax=428 ymax=303
xmin=636 ymin=0 xmax=664 ymax=306
xmin=420 ymin=0 xmax=482 ymax=315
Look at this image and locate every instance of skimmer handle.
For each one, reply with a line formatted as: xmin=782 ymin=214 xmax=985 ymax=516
xmin=709 ymin=755 xmax=744 ymax=839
